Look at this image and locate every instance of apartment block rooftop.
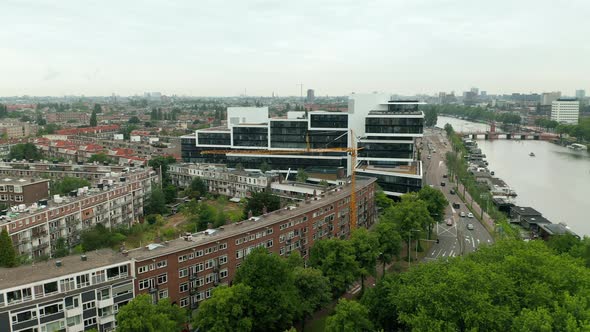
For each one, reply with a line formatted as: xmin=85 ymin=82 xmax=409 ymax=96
xmin=0 ymin=249 xmax=128 ymax=289
xmin=126 ymin=176 xmax=376 ymax=261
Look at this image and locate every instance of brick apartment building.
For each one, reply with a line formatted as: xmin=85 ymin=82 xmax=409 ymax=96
xmin=0 ymin=176 xmax=376 ymax=330
xmin=0 ymin=161 xmax=134 ymax=183
xmin=127 ymin=177 xmax=376 ymax=309
xmin=0 ymin=177 xmax=50 ymax=206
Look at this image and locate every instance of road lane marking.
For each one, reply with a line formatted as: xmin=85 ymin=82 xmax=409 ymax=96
xmin=449 ymin=250 xmax=454 ymax=257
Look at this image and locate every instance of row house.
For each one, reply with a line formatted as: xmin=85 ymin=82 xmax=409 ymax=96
xmin=0 ymin=161 xmax=131 ymax=183
xmin=169 ymin=163 xmax=278 ymax=198
xmin=1 ymin=169 xmax=157 ymax=259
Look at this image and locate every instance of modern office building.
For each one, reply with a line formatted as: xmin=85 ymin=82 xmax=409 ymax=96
xmin=575 ymin=89 xmax=586 ymax=100
xmin=0 ymin=250 xmax=133 ymax=332
xmin=551 ymin=98 xmax=580 ymax=124
xmin=181 ymin=93 xmax=423 ymax=196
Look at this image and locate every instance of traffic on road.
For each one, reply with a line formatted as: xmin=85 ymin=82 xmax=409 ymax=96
xmin=421 ymin=128 xmax=493 ymax=260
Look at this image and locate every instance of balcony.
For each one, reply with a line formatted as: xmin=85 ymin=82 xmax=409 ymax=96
xmin=98 ymin=297 xmax=114 ymax=308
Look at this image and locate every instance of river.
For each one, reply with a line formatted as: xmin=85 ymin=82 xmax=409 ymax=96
xmin=437 ymin=116 xmax=590 ymax=236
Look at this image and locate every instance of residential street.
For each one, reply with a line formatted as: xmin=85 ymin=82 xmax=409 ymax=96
xmin=420 ymin=128 xmax=494 ymax=260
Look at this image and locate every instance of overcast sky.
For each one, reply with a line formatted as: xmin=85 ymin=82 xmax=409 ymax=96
xmin=2 ymin=0 xmax=589 ymax=97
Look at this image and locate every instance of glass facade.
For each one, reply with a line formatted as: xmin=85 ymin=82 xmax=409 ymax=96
xmin=308 ymin=131 xmax=347 ymax=149
xmin=270 ymin=121 xmax=307 ymax=149
xmin=365 ymin=118 xmax=423 ymax=134
xmin=181 ymin=137 xmax=198 ymax=162
xmin=232 ymin=127 xmax=268 ymax=147
xmin=309 ymin=114 xmax=348 ymax=128
xmin=358 ymin=171 xmax=422 ymax=194
xmin=387 ymin=103 xmax=419 ymax=112
xmin=358 ymin=142 xmax=413 ymax=159
xmin=197 ymin=132 xmax=231 ymax=145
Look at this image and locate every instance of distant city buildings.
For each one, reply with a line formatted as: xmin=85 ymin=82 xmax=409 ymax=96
xmin=551 ymin=98 xmax=579 ymax=124
xmin=0 ymin=121 xmax=37 ymax=138
xmin=541 ymin=91 xmax=561 ymax=106
xmin=575 ymin=89 xmax=586 ymax=100
xmin=306 ymin=89 xmax=315 ymax=103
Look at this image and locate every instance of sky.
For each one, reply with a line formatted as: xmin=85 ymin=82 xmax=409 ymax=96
xmin=2 ymin=0 xmax=589 ymax=97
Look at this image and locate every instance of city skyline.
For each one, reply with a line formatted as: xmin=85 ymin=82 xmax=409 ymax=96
xmin=2 ymin=0 xmax=589 ymax=97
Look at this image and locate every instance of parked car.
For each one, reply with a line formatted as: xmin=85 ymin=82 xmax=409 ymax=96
xmin=452 ymin=202 xmax=460 ymax=209
xmin=446 ymin=219 xmax=453 ymax=226
xmin=450 ymin=189 xmax=455 ymax=195
xmin=460 ymin=211 xmax=466 ymax=217
xmin=443 ymin=174 xmax=448 ymax=178
xmin=467 ymin=212 xmax=474 ymax=218
xmin=467 ymin=223 xmax=474 ymax=230
xmin=440 ymin=182 xmax=446 ymax=187
xmin=427 ymin=155 xmax=431 ymax=159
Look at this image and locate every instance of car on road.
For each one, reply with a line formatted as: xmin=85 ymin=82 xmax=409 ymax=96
xmin=467 ymin=212 xmax=474 ymax=218
xmin=467 ymin=223 xmax=474 ymax=230
xmin=443 ymin=174 xmax=448 ymax=178
xmin=427 ymin=155 xmax=431 ymax=159
xmin=460 ymin=211 xmax=466 ymax=217
xmin=450 ymin=189 xmax=455 ymax=194
xmin=440 ymin=182 xmax=446 ymax=187
xmin=452 ymin=202 xmax=460 ymax=209
xmin=446 ymin=219 xmax=453 ymax=226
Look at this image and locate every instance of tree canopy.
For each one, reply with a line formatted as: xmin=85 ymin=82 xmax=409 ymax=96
xmin=0 ymin=228 xmax=17 ymax=267
xmin=325 ymin=299 xmax=373 ymax=332
xmin=116 ymin=294 xmax=186 ymax=332
xmin=51 ymin=177 xmax=91 ymax=196
xmin=242 ymin=191 xmax=280 ymax=218
xmin=360 ymin=240 xmax=590 ymax=332
xmin=8 ymin=143 xmax=42 ymax=161
xmin=193 ymin=284 xmax=253 ymax=332
xmin=234 ymin=248 xmax=298 ymax=331
xmin=309 ymin=238 xmax=359 ymax=296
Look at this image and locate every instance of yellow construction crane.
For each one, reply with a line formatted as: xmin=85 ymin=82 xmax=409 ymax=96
xmin=201 ymin=131 xmax=362 ymax=230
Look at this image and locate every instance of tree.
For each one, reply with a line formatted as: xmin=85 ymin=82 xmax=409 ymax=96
xmin=116 ymin=294 xmax=186 ymax=332
xmin=80 ymin=224 xmax=126 ymax=251
xmin=53 ymin=237 xmax=69 ymax=258
xmin=87 ymin=152 xmax=111 ymax=164
xmin=187 ymin=177 xmax=207 ymax=198
xmin=242 ymin=191 xmax=280 ymax=218
xmin=325 ymin=299 xmax=373 ymax=332
xmin=417 ymin=186 xmax=448 ymax=237
xmin=259 ymin=161 xmax=271 ymax=173
xmin=128 ymin=116 xmax=141 ymax=124
xmin=0 ymin=228 xmax=17 ymax=267
xmin=234 ymin=248 xmax=298 ymax=331
xmin=146 ymin=187 xmax=168 ymax=215
xmin=350 ymin=228 xmax=379 ymax=293
xmin=374 ymin=185 xmax=393 ymax=210
xmin=309 ymin=238 xmax=359 ymax=296
xmin=52 ymin=177 xmax=91 ymax=195
xmin=193 ymin=284 xmax=253 ymax=332
xmin=93 ymin=103 xmax=102 ymax=114
xmin=163 ymin=184 xmax=177 ymax=204
xmin=148 ymin=156 xmax=177 ymax=184
xmin=89 ymin=110 xmax=98 ymax=127
xmin=423 ymin=107 xmax=438 ymax=127
xmin=374 ymin=221 xmax=402 ymax=277
xmin=296 ymin=168 xmax=309 ymax=183
xmin=8 ymin=143 xmax=43 ymax=160
xmin=293 ymin=267 xmax=331 ymax=330
xmin=363 ymin=240 xmax=590 ymax=332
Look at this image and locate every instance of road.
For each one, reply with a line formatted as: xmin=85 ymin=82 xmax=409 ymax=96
xmin=420 ymin=127 xmax=493 ymax=260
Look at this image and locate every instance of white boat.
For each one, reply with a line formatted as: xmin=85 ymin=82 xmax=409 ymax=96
xmin=567 ymin=143 xmax=587 ymax=151
xmin=529 ymin=152 xmax=535 ymax=157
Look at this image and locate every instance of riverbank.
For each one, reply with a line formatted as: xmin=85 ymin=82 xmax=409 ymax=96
xmin=438 ymin=116 xmax=589 ymax=236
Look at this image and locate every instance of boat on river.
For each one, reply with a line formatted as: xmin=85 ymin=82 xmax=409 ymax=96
xmin=529 ymin=152 xmax=535 ymax=157
xmin=567 ymin=143 xmax=588 ymax=151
